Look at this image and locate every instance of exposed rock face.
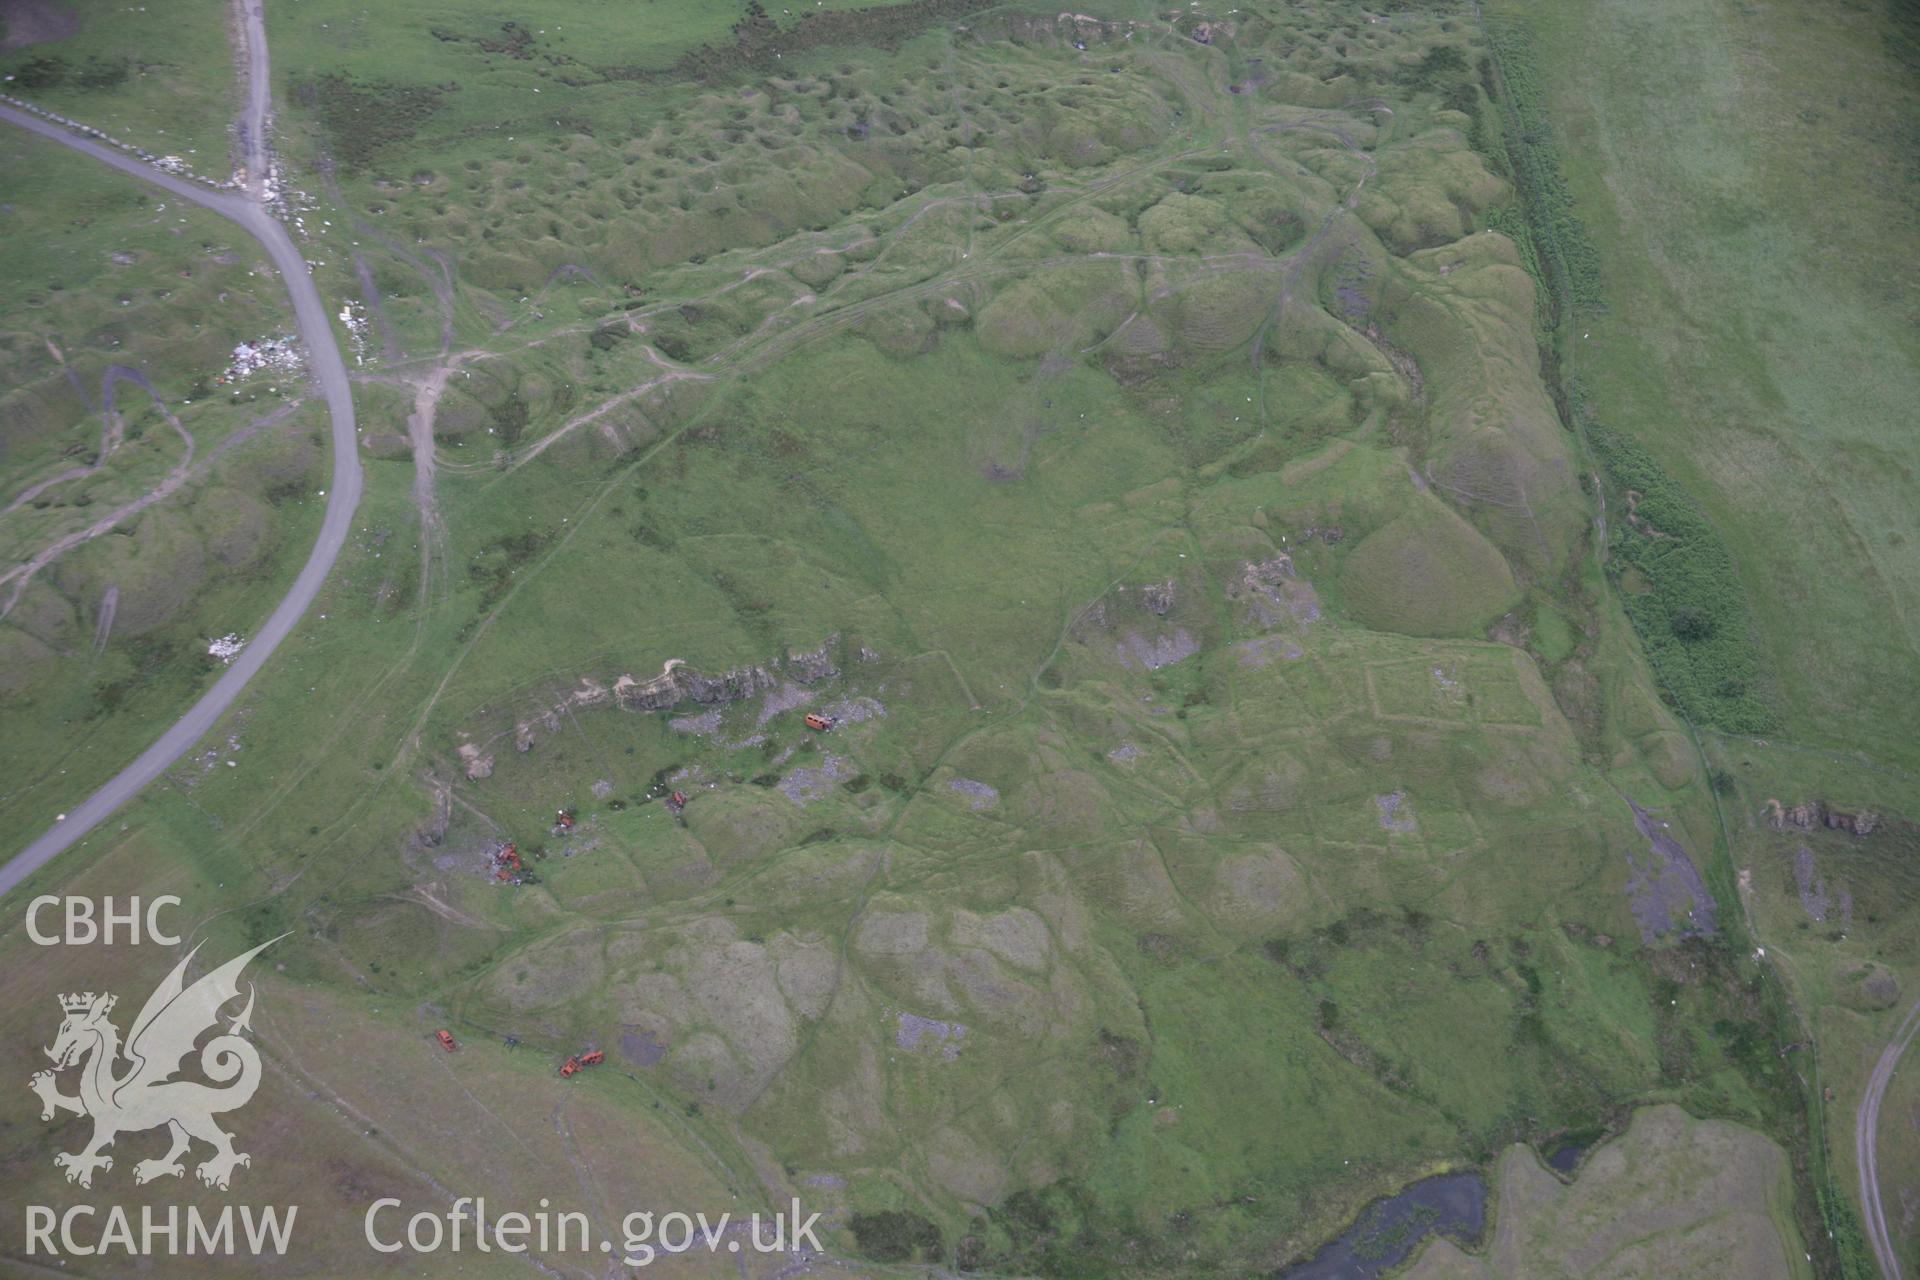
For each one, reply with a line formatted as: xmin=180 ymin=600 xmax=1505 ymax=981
xmin=1625 ymin=800 xmax=1717 ymax=942
xmin=1116 ymin=629 xmax=1200 ymax=671
xmin=1141 ymin=580 xmax=1177 ymax=616
xmin=1226 ymin=555 xmax=1319 ymax=629
xmin=458 ymin=743 xmax=494 ymax=780
xmin=1818 ymin=810 xmax=1873 ymax=836
xmin=1793 ymin=844 xmax=1853 ymax=924
xmin=415 ymin=776 xmax=452 ymax=847
xmin=618 ymin=662 xmax=779 ymax=711
xmin=1794 ymin=845 xmax=1830 ymax=922
xmin=614 ymin=639 xmax=842 ymax=712
xmin=1236 ymin=554 xmax=1293 ymax=589
xmin=468 ymin=640 xmax=847 ymax=769
xmin=786 ymin=637 xmax=840 ymax=684
xmin=1765 ymin=799 xmax=1879 ymax=837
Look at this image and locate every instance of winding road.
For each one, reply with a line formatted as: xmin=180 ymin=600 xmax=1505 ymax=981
xmin=1859 ymin=995 xmax=1920 ymax=1280
xmin=0 ymin=0 xmax=362 ymax=898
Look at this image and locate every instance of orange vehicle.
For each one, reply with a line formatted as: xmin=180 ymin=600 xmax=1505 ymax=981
xmin=492 ymin=842 xmax=524 ymax=883
xmin=560 ymin=1056 xmax=582 ymax=1078
xmin=803 ymin=713 xmax=835 ymax=732
xmin=580 ymin=1049 xmax=605 ymax=1066
xmin=436 ymin=1030 xmax=457 ymax=1052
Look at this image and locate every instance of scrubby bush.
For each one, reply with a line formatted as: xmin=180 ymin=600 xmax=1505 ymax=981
xmin=848 ymin=1210 xmax=942 ymax=1263
xmin=1589 ymin=420 xmax=1770 ymax=731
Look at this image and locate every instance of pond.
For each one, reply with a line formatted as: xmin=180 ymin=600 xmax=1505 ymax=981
xmin=1547 ymin=1143 xmax=1586 ymax=1174
xmin=1277 ymin=1172 xmax=1487 ymax=1279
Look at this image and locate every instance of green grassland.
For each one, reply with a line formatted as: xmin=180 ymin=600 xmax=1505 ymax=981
xmin=1482 ymin=0 xmax=1920 ymax=765
xmin=0 ymin=0 xmax=1906 ymax=1275
xmin=0 ymin=0 xmax=241 ymax=160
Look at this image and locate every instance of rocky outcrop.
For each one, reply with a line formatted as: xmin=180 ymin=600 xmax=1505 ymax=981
xmin=1235 ymin=555 xmax=1294 ymax=589
xmin=615 ymin=639 xmax=842 ymax=712
xmin=415 ymin=775 xmax=452 ymax=848
xmin=1226 ymin=555 xmax=1320 ymax=629
xmin=458 ymin=743 xmax=494 ymax=780
xmin=1141 ymin=581 xmax=1177 ymax=616
xmin=617 ymin=660 xmax=779 ymax=712
xmin=1765 ymin=799 xmax=1880 ymax=837
xmin=466 ymin=641 xmax=846 ymax=772
xmin=786 ymin=637 xmax=840 ymax=684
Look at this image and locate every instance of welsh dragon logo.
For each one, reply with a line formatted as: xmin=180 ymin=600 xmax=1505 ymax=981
xmin=29 ymin=937 xmax=282 ymax=1191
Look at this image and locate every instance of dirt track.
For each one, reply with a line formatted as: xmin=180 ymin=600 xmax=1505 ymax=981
xmin=0 ymin=376 xmax=194 ymax=615
xmin=1858 ymin=994 xmax=1920 ymax=1280
xmin=0 ymin=0 xmax=362 ymax=898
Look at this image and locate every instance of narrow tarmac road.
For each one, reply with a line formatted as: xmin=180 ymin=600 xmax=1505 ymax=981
xmin=0 ymin=64 xmax=362 ymax=897
xmin=1858 ymin=994 xmax=1920 ymax=1280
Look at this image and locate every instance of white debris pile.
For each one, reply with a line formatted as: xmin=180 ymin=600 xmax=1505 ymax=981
xmin=338 ymin=302 xmax=370 ymax=365
xmin=216 ymin=335 xmax=302 ymax=386
xmin=154 ymin=154 xmax=190 ymax=174
xmin=265 ymin=162 xmax=319 ymax=223
xmin=207 ymin=634 xmax=246 ymax=664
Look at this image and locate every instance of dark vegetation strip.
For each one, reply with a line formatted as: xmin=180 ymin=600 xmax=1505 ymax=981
xmin=667 ymin=0 xmax=1005 ymax=81
xmin=425 ymin=0 xmax=1006 ymax=87
xmin=1481 ymin=19 xmax=1868 ymax=1279
xmin=294 ymin=74 xmax=448 ymax=173
xmin=1480 ymin=19 xmax=1771 ymax=736
xmin=1477 ymin=23 xmax=1600 ymax=312
xmin=3 ymin=54 xmax=134 ymax=92
xmin=295 ymin=1 xmax=1001 ymax=174
xmin=1586 ymin=426 xmax=1771 ymax=732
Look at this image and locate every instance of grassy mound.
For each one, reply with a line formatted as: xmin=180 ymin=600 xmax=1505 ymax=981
xmin=1337 ymin=489 xmax=1519 ymax=636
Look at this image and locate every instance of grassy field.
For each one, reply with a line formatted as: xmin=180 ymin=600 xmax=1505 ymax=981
xmin=0 ymin=0 xmax=241 ymax=161
xmin=1 ymin=0 xmax=1909 ymax=1275
xmin=1404 ymin=1104 xmax=1811 ymax=1279
xmin=1483 ymin=0 xmax=1920 ymax=766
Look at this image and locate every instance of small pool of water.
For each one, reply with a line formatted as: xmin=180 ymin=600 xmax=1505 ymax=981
xmin=1547 ymin=1143 xmax=1586 ymax=1174
xmin=1277 ymin=1172 xmax=1487 ymax=1279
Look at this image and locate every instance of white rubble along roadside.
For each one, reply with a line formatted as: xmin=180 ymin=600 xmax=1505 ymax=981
xmin=338 ymin=302 xmax=370 ymax=365
xmin=0 ymin=90 xmax=243 ymax=191
xmin=207 ymin=633 xmax=246 ymax=664
xmin=216 ymin=335 xmax=302 ymax=386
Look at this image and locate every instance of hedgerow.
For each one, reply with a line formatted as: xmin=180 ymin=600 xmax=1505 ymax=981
xmin=1484 ymin=20 xmax=1771 ymax=733
xmin=1482 ymin=21 xmax=1602 ymax=314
